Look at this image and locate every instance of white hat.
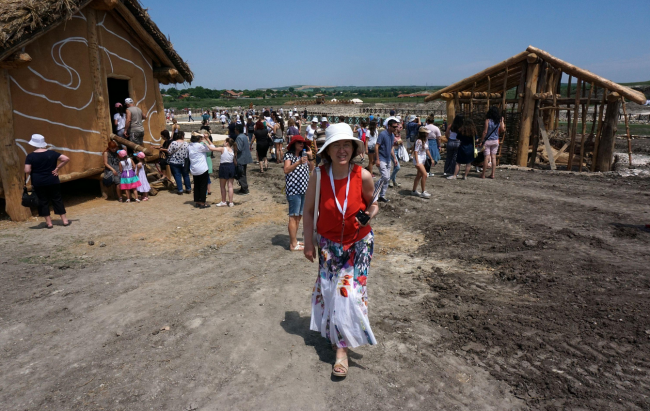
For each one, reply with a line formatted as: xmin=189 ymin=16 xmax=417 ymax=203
xmin=28 ymin=134 xmax=47 ymax=148
xmin=311 ymin=117 xmax=319 ymax=123
xmin=408 ymin=114 xmax=417 ymax=122
xmin=321 ymin=117 xmax=328 ymax=122
xmin=124 ymin=97 xmax=134 ymax=104
xmin=317 ymin=123 xmax=363 ymax=155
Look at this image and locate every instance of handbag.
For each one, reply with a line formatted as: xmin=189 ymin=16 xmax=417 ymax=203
xmin=102 ymin=170 xmax=114 ymax=186
xmin=22 ymin=174 xmax=38 ymax=208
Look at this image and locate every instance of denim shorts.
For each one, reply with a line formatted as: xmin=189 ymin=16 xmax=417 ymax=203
xmin=287 ymin=194 xmax=306 ymax=216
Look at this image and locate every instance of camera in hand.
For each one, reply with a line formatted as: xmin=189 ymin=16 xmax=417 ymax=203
xmin=356 ymin=209 xmax=370 ymax=225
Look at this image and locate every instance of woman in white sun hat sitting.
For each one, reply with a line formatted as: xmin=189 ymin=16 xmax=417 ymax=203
xmin=303 ymin=123 xmax=379 ymax=379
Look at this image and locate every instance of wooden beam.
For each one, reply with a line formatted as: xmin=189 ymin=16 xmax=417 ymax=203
xmin=0 ymin=69 xmax=32 ymax=220
xmin=0 ymin=52 xmax=32 ymax=69
xmin=537 ymin=112 xmax=556 ymax=170
xmin=517 ymin=54 xmax=539 ymax=167
xmin=567 ymin=78 xmax=582 ymax=170
xmin=441 ymin=92 xmax=501 ymax=99
xmin=578 ymin=82 xmax=594 ymax=172
xmin=594 ymin=93 xmax=620 ymax=172
xmin=424 ymin=51 xmax=529 ymax=101
xmin=113 ymin=2 xmax=185 ymax=83
xmin=153 ymin=67 xmax=179 ymax=80
xmin=526 ymin=46 xmax=647 ymax=104
xmin=111 ymin=134 xmax=153 ymax=156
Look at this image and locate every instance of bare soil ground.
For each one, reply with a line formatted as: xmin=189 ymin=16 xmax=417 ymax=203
xmin=1 ymin=155 xmax=649 ymax=410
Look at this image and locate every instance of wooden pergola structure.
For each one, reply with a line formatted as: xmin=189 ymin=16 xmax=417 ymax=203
xmin=424 ymin=46 xmax=646 ymax=171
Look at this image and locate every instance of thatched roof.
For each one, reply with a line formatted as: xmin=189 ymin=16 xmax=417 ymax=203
xmin=424 ymin=46 xmax=645 ymax=105
xmin=0 ymin=0 xmax=193 ymax=83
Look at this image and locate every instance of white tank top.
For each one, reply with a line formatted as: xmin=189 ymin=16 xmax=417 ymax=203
xmin=220 ymin=147 xmax=234 ymax=163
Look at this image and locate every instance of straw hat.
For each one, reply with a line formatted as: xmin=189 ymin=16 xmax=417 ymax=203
xmin=28 ymin=134 xmax=47 ymax=148
xmin=317 ymin=123 xmax=363 ymax=155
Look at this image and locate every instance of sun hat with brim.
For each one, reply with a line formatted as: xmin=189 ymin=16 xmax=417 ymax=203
xmin=287 ymin=135 xmax=307 ymax=153
xmin=317 ymin=123 xmax=363 ymax=155
xmin=321 ymin=117 xmax=328 ymax=122
xmin=408 ymin=115 xmax=417 ymax=122
xmin=419 ymin=126 xmax=429 ymax=133
xmin=311 ymin=117 xmax=318 ymax=123
xmin=28 ymin=134 xmax=47 ymax=148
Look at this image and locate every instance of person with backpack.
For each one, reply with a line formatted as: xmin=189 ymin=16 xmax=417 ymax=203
xmin=479 ymin=107 xmax=506 ymax=179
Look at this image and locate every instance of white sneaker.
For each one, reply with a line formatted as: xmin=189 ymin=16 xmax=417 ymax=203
xmin=411 ymin=190 xmax=420 ymax=196
xmin=428 ymin=173 xmax=435 ymax=177
xmin=446 ymin=176 xmax=456 ymax=180
xmin=420 ymin=191 xmax=431 ymax=199
xmin=462 ymin=175 xmax=467 ymax=180
xmin=228 ymin=202 xmax=234 ymax=207
xmin=216 ymin=201 xmax=227 ymax=207
xmin=388 ymin=181 xmax=394 ymax=188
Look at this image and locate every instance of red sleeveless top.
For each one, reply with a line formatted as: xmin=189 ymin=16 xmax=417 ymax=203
xmin=316 ymin=164 xmax=372 ymax=245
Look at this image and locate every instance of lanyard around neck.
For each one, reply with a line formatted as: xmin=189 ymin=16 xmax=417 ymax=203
xmin=328 ymin=164 xmax=351 ymax=219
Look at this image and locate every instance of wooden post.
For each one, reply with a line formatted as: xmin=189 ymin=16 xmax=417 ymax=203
xmin=578 ymin=82 xmax=594 ymax=172
xmin=0 ymin=69 xmax=32 ymax=221
xmin=469 ymin=82 xmax=476 ymax=113
xmin=501 ymin=68 xmax=508 ymax=110
xmin=591 ymin=90 xmax=607 ymax=171
xmin=486 ymin=76 xmax=491 ymax=108
xmin=621 ymin=97 xmax=633 ymax=167
xmin=517 ymin=53 xmax=539 ymax=167
xmin=516 ymin=61 xmax=527 ymax=111
xmin=567 ymin=78 xmax=582 ymax=170
xmin=445 ymin=98 xmax=456 ymax=124
xmin=87 ymin=9 xmax=109 ymax=140
xmin=453 ymin=92 xmax=460 ymax=116
xmin=538 ymin=111 xmax=556 ymax=170
xmin=529 ymin=61 xmax=547 ymax=168
xmin=553 ymin=70 xmax=562 ymax=130
xmin=594 ymin=93 xmax=620 ymax=172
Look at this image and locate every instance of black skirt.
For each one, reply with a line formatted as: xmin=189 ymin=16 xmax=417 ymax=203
xmin=256 ymin=144 xmax=270 ymax=158
xmin=456 ymin=143 xmax=475 ymax=164
xmin=218 ymin=162 xmax=236 ymax=179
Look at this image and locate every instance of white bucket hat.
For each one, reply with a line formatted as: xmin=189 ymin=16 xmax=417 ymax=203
xmin=317 ymin=123 xmax=363 ymax=155
xmin=321 ymin=117 xmax=328 ymax=122
xmin=28 ymin=134 xmax=47 ymax=148
xmin=311 ymin=117 xmax=319 ymax=123
xmin=408 ymin=114 xmax=417 ymax=122
xmin=124 ymin=97 xmax=134 ymax=104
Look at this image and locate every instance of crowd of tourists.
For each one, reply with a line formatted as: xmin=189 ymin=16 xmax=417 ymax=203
xmin=23 ymin=102 xmax=506 ymax=382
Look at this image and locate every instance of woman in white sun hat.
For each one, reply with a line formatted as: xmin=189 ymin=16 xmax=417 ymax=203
xmin=23 ymin=134 xmax=71 ymax=228
xmin=303 ymin=123 xmax=379 ymax=379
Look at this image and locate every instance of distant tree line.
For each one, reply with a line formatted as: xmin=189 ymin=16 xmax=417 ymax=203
xmin=160 ymin=86 xmax=440 ymax=101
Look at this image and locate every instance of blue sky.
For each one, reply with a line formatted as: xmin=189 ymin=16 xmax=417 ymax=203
xmin=144 ymin=0 xmax=650 ymax=89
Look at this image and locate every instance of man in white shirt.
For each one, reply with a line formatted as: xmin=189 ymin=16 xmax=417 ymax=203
xmin=188 ymin=110 xmax=194 ymax=122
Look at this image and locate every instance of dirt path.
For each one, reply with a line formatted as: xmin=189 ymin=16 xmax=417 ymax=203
xmin=1 ymin=157 xmax=649 ymax=410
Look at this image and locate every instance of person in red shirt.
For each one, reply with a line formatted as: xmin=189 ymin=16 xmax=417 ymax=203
xmin=303 ymin=123 xmax=379 ymax=379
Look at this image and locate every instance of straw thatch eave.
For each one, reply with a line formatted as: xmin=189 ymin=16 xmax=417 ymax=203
xmin=0 ymin=0 xmax=193 ymax=83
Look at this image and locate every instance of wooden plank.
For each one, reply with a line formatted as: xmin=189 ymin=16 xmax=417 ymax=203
xmin=111 ymin=134 xmax=153 ymax=155
xmin=526 ymin=46 xmax=647 ymax=104
xmin=424 ymin=51 xmax=529 ymax=101
xmin=538 ymin=112 xmax=556 ymax=170
xmin=517 ymin=54 xmax=539 ymax=167
xmin=0 ymin=69 xmax=32 ymax=221
xmin=0 ymin=52 xmax=32 ymax=69
xmin=567 ymin=78 xmax=582 ymax=170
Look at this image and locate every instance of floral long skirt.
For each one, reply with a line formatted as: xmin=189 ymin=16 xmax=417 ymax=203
xmin=310 ymin=231 xmax=377 ymax=348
